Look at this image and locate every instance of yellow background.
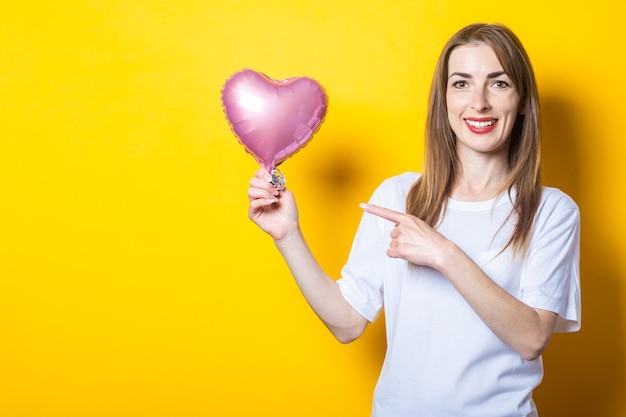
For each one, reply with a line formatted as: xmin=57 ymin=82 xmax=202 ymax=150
xmin=1 ymin=1 xmax=624 ymax=416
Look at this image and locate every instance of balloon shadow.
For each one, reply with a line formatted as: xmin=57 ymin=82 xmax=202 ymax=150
xmin=298 ymin=131 xmax=388 ymax=373
xmin=534 ymin=95 xmax=625 ymax=415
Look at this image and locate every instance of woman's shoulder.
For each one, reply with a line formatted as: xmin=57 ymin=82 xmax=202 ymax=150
xmin=377 ymin=172 xmax=421 ymax=190
xmin=536 ymin=186 xmax=580 ymax=226
xmin=369 ymin=172 xmax=421 ymax=210
xmin=540 ymin=186 xmax=579 ymax=212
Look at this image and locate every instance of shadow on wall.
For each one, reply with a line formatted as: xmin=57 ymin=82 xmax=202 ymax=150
xmin=300 ymin=127 xmax=389 ymax=381
xmin=534 ymin=95 xmax=625 ymax=415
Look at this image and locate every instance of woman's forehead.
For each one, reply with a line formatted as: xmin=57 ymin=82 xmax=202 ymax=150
xmin=448 ymin=44 xmax=506 ymax=75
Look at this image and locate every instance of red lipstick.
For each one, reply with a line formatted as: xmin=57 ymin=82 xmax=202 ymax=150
xmin=465 ymin=118 xmax=498 ymax=134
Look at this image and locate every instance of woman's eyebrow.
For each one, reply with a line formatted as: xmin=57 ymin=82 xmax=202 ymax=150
xmin=448 ymin=71 xmax=508 ymax=79
xmin=487 ymin=71 xmax=508 ymax=79
xmin=449 ymin=72 xmax=471 ymax=79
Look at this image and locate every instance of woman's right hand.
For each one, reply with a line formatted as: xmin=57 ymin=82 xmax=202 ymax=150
xmin=247 ymin=169 xmax=299 ymax=241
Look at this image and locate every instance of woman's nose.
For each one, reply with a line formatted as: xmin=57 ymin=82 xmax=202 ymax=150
xmin=472 ymin=88 xmax=490 ymax=111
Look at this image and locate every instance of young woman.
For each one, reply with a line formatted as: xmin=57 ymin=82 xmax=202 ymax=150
xmin=247 ymin=23 xmax=580 ymax=417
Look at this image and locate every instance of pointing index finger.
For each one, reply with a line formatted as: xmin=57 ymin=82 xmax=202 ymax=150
xmin=360 ymin=203 xmax=406 ymax=224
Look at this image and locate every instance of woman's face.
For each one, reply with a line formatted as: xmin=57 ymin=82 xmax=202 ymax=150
xmin=446 ymin=43 xmax=521 ymax=160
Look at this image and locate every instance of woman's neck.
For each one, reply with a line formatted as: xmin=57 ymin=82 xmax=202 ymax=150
xmin=451 ymin=157 xmax=510 ymax=202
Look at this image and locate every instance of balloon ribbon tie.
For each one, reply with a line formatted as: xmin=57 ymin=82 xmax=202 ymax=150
xmin=270 ymin=169 xmax=286 ymax=191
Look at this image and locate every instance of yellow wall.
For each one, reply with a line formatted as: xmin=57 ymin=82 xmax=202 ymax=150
xmin=1 ymin=1 xmax=624 ymax=416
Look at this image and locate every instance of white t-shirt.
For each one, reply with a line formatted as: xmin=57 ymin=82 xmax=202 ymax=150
xmin=337 ymin=172 xmax=581 ymax=417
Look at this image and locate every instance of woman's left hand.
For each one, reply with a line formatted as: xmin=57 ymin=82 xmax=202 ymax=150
xmin=360 ymin=203 xmax=455 ymax=271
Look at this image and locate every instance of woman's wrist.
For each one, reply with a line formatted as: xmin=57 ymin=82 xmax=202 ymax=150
xmin=273 ymin=223 xmax=302 ymax=247
xmin=434 ymin=239 xmax=466 ymax=276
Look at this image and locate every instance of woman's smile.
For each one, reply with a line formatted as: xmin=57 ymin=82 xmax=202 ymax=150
xmin=465 ymin=117 xmax=498 ymax=133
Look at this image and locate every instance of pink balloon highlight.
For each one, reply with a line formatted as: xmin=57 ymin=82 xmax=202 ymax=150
xmin=221 ymin=69 xmax=328 ymax=172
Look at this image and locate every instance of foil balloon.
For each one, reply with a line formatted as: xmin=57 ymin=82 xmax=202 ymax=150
xmin=221 ymin=69 xmax=328 ymax=189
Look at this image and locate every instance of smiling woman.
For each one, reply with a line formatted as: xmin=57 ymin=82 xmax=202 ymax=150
xmin=2 ymin=0 xmax=625 ymax=415
xmin=446 ymin=44 xmax=521 ymax=162
xmin=247 ymin=23 xmax=580 ymax=417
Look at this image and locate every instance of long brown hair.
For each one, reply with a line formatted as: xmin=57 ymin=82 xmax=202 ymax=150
xmin=406 ymin=23 xmax=541 ymax=255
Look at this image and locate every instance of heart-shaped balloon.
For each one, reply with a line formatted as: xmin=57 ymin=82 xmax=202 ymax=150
xmin=221 ymin=69 xmax=328 ymax=173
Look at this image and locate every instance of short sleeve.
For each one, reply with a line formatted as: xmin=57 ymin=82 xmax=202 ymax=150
xmin=520 ymin=189 xmax=581 ymax=332
xmin=336 ymin=173 xmax=418 ymax=323
xmin=336 ymin=191 xmax=388 ymax=322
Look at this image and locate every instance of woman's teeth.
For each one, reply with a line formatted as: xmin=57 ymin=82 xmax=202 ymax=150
xmin=466 ymin=119 xmax=496 ymax=128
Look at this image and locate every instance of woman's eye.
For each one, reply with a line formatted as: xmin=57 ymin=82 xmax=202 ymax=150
xmin=492 ymin=80 xmax=510 ymax=88
xmin=452 ymin=80 xmax=468 ymax=88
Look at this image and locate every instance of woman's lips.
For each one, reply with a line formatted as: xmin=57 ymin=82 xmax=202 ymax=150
xmin=465 ymin=118 xmax=498 ymax=134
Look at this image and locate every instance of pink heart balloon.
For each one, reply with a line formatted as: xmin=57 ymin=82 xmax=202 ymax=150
xmin=221 ymin=69 xmax=328 ymax=172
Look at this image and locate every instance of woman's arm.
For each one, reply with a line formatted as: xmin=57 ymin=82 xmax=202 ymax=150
xmin=248 ymin=170 xmax=368 ymax=343
xmin=360 ymin=203 xmax=556 ymax=360
xmin=437 ymin=243 xmax=557 ymax=360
